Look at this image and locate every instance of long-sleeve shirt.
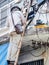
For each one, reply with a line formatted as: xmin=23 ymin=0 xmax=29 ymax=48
xmin=6 ymin=11 xmax=26 ymax=34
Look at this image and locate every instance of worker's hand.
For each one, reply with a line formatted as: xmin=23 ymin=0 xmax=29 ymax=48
xmin=14 ymin=24 xmax=23 ymax=34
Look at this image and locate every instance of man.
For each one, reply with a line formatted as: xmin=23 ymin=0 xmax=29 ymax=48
xmin=6 ymin=6 xmax=26 ymax=65
xmin=6 ymin=0 xmax=37 ymax=65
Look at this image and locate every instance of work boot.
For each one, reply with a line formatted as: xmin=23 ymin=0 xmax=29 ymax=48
xmin=7 ymin=60 xmax=14 ymax=65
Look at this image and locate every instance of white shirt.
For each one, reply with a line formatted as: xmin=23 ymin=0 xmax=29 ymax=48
xmin=6 ymin=11 xmax=26 ymax=33
xmin=12 ymin=11 xmax=25 ymax=25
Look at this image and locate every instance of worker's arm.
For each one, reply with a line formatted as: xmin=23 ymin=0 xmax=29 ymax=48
xmin=20 ymin=11 xmax=26 ymax=25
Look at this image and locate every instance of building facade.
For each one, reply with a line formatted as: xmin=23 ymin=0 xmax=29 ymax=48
xmin=0 ymin=0 xmax=15 ymax=28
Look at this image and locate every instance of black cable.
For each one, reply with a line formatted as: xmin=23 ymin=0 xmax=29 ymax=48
xmin=30 ymin=42 xmax=48 ymax=58
xmin=26 ymin=0 xmax=49 ymax=42
xmin=21 ymin=0 xmax=49 ymax=58
xmin=30 ymin=49 xmax=46 ymax=57
xmin=35 ymin=7 xmax=49 ymax=64
xmin=35 ymin=3 xmax=45 ymax=42
xmin=38 ymin=0 xmax=45 ymax=7
xmin=20 ymin=44 xmax=46 ymax=57
xmin=26 ymin=0 xmax=46 ymax=30
xmin=20 ymin=2 xmax=49 ymax=63
xmin=26 ymin=1 xmax=49 ymax=57
xmin=35 ymin=2 xmax=49 ymax=42
xmin=20 ymin=48 xmax=37 ymax=56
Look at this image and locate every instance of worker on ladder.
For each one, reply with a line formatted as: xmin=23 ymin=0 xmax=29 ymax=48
xmin=6 ymin=6 xmax=26 ymax=65
xmin=6 ymin=0 xmax=37 ymax=65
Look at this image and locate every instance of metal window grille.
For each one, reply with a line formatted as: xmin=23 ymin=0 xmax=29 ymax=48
xmin=20 ymin=59 xmax=44 ymax=65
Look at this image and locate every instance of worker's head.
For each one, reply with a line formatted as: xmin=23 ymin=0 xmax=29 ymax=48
xmin=11 ymin=6 xmax=21 ymax=13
